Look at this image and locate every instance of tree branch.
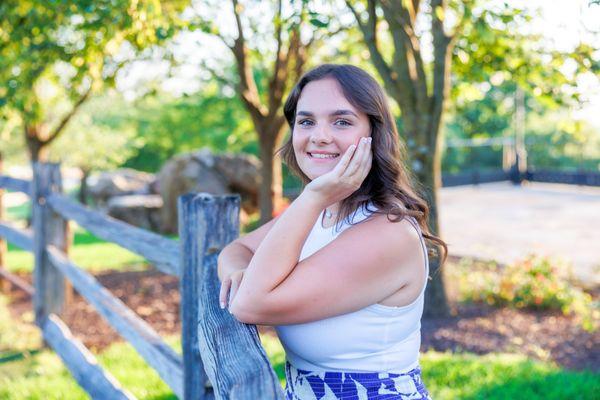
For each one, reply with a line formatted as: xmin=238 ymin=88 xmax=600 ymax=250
xmin=394 ymin=1 xmax=428 ymax=106
xmin=378 ymin=1 xmax=419 ymax=116
xmin=231 ymin=0 xmax=268 ymax=124
xmin=429 ymin=0 xmax=452 ymax=147
xmin=199 ymin=59 xmax=232 ymax=87
xmin=45 ymin=86 xmax=92 ymax=145
xmin=267 ymin=0 xmax=289 ymax=117
xmin=346 ymin=0 xmax=402 ymax=102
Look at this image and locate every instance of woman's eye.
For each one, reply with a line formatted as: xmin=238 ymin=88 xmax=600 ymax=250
xmin=335 ymin=119 xmax=351 ymax=126
xmin=297 ymin=119 xmax=314 ymax=126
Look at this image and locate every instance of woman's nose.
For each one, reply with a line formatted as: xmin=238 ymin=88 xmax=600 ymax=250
xmin=310 ymin=125 xmax=332 ymax=144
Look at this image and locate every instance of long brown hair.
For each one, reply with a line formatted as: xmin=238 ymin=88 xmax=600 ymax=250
xmin=276 ymin=64 xmax=447 ymax=265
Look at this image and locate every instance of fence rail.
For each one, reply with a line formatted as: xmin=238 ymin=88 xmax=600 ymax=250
xmin=41 ymin=313 xmax=136 ymax=400
xmin=0 ymin=161 xmax=285 ymax=399
xmin=0 ymin=175 xmax=31 ymax=194
xmin=47 ymin=244 xmax=184 ymax=398
xmin=0 ymin=222 xmax=33 ymax=251
xmin=47 ymin=193 xmax=180 ymax=277
xmin=440 ymin=168 xmax=600 ymax=187
xmin=525 ymin=169 xmax=600 ymax=186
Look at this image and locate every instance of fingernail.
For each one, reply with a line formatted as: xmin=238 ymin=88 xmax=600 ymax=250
xmin=220 ymin=301 xmax=225 ymax=309
xmin=362 ymin=137 xmax=367 ymax=143
xmin=368 ymin=137 xmax=372 ymax=143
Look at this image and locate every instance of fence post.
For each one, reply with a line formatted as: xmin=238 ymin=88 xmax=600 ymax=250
xmin=178 ymin=193 xmax=241 ymax=399
xmin=0 ymin=153 xmax=8 ymax=293
xmin=32 ymin=162 xmax=68 ymax=328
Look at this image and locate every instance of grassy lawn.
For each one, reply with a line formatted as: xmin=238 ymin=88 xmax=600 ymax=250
xmin=4 ymin=201 xmax=154 ymax=273
xmin=5 ymin=227 xmax=148 ymax=273
xmin=5 ymin=200 xmax=30 ymax=221
xmin=0 ymin=293 xmax=597 ymax=400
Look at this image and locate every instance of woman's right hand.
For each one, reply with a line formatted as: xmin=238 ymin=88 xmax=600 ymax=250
xmin=219 ymin=269 xmax=246 ymax=310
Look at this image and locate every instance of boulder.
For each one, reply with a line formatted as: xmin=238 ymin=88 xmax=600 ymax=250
xmin=156 ymin=148 xmax=260 ymax=234
xmin=88 ymin=169 xmax=156 ymax=207
xmin=107 ymin=194 xmax=163 ymax=232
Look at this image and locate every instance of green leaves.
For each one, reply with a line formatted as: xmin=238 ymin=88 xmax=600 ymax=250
xmin=0 ymin=0 xmax=189 ymax=160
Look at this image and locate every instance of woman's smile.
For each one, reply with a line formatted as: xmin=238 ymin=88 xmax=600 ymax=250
xmin=307 ymin=151 xmax=340 ymax=162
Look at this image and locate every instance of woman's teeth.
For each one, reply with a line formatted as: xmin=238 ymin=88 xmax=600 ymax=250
xmin=309 ymin=153 xmax=339 ymax=159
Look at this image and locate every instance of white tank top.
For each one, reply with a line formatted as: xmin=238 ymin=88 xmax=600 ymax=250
xmin=274 ymin=201 xmax=430 ymax=374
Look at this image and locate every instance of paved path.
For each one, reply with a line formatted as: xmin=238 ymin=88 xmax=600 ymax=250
xmin=440 ymin=181 xmax=600 ymax=288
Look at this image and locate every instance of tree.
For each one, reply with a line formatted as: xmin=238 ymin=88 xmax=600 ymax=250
xmin=122 ymin=81 xmax=258 ymax=172
xmin=345 ymin=0 xmax=599 ymax=317
xmin=0 ymin=0 xmax=188 ymax=163
xmin=189 ymin=0 xmax=344 ymax=223
xmin=46 ymin=90 xmax=144 ymax=204
xmin=346 ymin=0 xmax=471 ymax=317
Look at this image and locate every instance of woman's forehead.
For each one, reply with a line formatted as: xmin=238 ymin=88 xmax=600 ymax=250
xmin=296 ymin=78 xmax=362 ymax=117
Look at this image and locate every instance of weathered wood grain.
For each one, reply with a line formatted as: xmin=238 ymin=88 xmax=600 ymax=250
xmin=42 ymin=313 xmax=136 ymax=400
xmin=32 ymin=162 xmax=67 ymax=325
xmin=0 ymin=222 xmax=33 ymax=251
xmin=0 ymin=175 xmax=31 ymax=194
xmin=46 ymin=245 xmax=184 ymax=399
xmin=47 ymin=193 xmax=180 ymax=277
xmin=179 ymin=193 xmax=285 ymax=400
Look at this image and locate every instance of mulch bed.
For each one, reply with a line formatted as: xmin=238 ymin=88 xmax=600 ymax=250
xmin=3 ymin=268 xmax=598 ymax=373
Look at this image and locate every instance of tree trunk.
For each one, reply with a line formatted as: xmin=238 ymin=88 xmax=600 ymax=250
xmin=79 ymin=168 xmax=91 ymax=205
xmin=257 ymin=127 xmax=286 ymax=225
xmin=24 ymin=124 xmax=50 ymax=163
xmin=413 ymin=142 xmax=451 ymax=318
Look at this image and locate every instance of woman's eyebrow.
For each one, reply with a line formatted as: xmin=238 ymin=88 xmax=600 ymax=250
xmin=296 ymin=109 xmax=358 ymax=118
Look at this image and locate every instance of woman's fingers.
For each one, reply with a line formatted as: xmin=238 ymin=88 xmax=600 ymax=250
xmin=342 ymin=137 xmax=371 ymax=179
xmin=229 ymin=276 xmax=241 ymax=306
xmin=219 ymin=278 xmax=231 ymax=309
xmin=359 ymin=139 xmax=372 ymax=174
xmin=332 ymin=144 xmax=357 ymax=176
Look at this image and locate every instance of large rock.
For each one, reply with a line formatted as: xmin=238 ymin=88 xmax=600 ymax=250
xmin=107 ymin=194 xmax=163 ymax=232
xmin=156 ymin=148 xmax=260 ymax=234
xmin=88 ymin=169 xmax=156 ymax=207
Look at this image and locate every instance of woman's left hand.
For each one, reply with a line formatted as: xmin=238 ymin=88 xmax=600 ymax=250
xmin=304 ymin=136 xmax=372 ymax=207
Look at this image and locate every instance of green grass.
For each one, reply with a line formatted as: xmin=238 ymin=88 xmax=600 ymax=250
xmin=0 ymin=339 xmax=181 ymax=400
xmin=0 ymin=289 xmax=598 ymax=400
xmin=420 ymin=351 xmax=599 ymax=399
xmin=0 ymin=294 xmax=179 ymax=399
xmin=5 ymin=201 xmax=30 ymax=221
xmin=5 ymin=227 xmax=148 ymax=273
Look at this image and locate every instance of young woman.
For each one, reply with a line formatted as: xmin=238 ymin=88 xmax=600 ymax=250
xmin=217 ymin=64 xmax=446 ymax=399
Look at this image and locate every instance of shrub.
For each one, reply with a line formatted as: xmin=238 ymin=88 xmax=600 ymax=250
xmin=455 ymin=254 xmax=598 ymax=332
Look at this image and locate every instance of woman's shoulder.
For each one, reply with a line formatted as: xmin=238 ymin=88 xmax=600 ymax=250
xmin=343 ymin=205 xmax=423 ymax=249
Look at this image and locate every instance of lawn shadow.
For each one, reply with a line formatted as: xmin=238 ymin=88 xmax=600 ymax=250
xmin=0 ymin=349 xmax=41 ymax=364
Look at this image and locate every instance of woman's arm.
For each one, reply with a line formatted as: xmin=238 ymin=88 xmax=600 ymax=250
xmin=217 ymin=213 xmax=282 ymax=282
xmin=217 ymin=242 xmax=254 ymax=282
xmin=228 ymin=192 xmax=323 ymax=315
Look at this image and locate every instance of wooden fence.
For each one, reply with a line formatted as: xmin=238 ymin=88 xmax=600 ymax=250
xmin=0 ymin=162 xmax=285 ymax=399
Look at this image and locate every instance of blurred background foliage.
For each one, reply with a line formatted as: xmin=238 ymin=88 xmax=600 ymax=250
xmin=0 ymin=0 xmax=598 ymax=181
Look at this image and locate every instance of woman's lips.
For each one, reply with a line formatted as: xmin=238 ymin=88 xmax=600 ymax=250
xmin=307 ymin=152 xmax=340 ymax=162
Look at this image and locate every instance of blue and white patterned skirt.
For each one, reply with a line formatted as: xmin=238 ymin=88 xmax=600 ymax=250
xmin=284 ymin=360 xmax=432 ymax=400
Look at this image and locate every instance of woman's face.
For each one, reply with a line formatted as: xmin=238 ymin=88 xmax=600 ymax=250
xmin=292 ymin=78 xmax=371 ymax=181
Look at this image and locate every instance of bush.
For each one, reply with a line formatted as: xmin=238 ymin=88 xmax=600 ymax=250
xmin=455 ymin=254 xmax=598 ymax=332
